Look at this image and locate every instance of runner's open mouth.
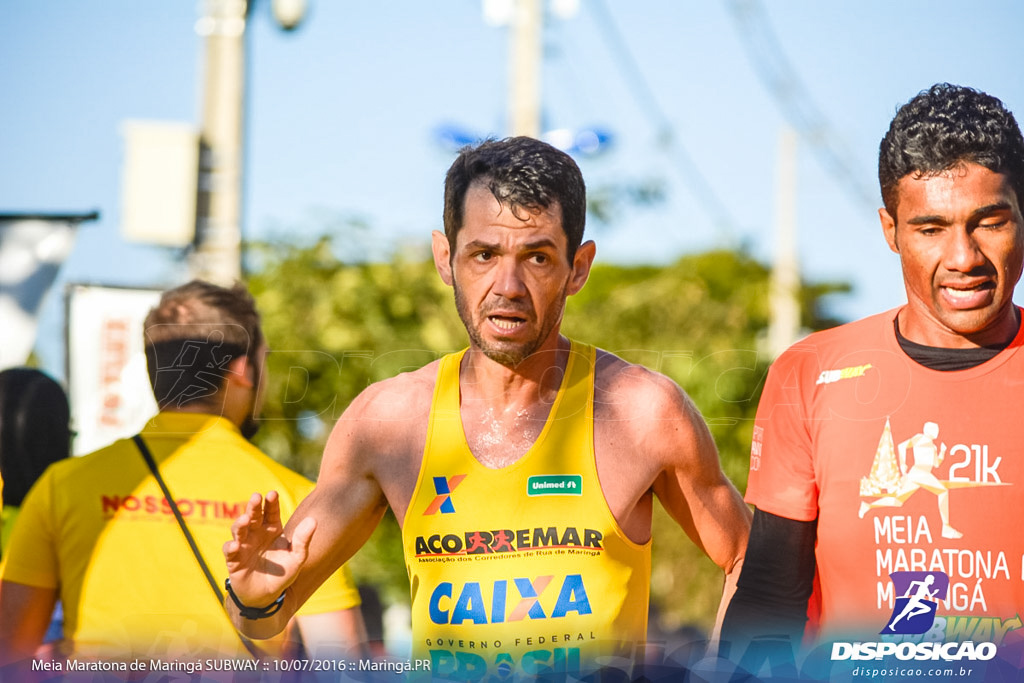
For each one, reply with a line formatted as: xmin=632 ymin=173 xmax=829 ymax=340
xmin=489 ymin=315 xmax=526 ymax=330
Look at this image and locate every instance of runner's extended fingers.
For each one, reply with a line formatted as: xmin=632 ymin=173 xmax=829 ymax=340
xmin=262 ymin=490 xmax=282 ymax=529
xmin=232 ymin=492 xmax=263 ymax=541
xmin=223 ymin=537 xmax=240 ymax=559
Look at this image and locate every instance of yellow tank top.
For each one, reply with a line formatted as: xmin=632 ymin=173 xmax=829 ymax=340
xmin=402 ymin=341 xmax=651 ymax=679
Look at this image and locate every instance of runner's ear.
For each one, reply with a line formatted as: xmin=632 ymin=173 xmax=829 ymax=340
xmin=225 ymin=354 xmax=255 ymax=389
xmin=432 ymin=230 xmax=454 ymax=286
xmin=880 ymin=207 xmax=898 ymax=254
xmin=567 ymin=240 xmax=596 ymax=295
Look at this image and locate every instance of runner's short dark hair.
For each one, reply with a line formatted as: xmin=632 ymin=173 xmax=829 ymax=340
xmin=443 ymin=136 xmax=587 ymax=262
xmin=879 ymin=83 xmax=1024 ymax=216
xmin=143 ymin=280 xmax=263 ymax=411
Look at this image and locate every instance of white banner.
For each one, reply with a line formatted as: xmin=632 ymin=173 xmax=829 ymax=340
xmin=0 ymin=216 xmax=81 ymax=369
xmin=66 ymin=284 xmax=162 ymax=456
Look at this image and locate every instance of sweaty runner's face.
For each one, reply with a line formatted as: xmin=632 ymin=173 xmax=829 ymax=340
xmin=882 ymin=163 xmax=1024 ymax=348
xmin=444 ymin=183 xmax=579 ymax=367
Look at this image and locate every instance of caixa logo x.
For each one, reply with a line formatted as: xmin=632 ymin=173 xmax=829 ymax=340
xmin=424 ymin=474 xmax=467 ymax=515
xmin=881 ymin=571 xmax=949 ymax=635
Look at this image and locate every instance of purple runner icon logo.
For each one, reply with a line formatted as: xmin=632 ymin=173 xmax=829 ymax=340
xmin=881 ymin=571 xmax=949 ymax=635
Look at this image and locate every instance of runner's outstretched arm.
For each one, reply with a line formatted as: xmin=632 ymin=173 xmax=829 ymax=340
xmin=222 ymin=491 xmax=318 ymax=638
xmin=223 ymin=381 xmax=403 ymax=638
xmin=719 ymin=509 xmax=817 ymax=656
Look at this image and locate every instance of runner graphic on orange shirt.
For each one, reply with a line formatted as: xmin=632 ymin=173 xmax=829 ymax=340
xmin=859 ymin=421 xmax=962 ymax=539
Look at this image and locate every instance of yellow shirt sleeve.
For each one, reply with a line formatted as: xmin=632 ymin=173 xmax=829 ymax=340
xmin=297 ymin=563 xmax=362 ymax=615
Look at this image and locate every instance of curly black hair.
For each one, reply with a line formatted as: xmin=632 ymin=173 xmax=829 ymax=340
xmin=879 ymin=83 xmax=1024 ymax=216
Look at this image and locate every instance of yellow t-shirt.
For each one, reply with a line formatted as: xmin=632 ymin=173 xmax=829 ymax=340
xmin=2 ymin=412 xmax=360 ymax=660
xmin=403 ymin=341 xmax=651 ymax=679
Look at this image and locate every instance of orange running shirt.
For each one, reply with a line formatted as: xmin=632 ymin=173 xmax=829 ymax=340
xmin=746 ymin=309 xmax=1024 ymax=644
xmin=402 ymin=341 xmax=651 ymax=679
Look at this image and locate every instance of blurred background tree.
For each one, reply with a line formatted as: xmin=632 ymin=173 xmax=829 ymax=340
xmin=246 ymin=219 xmax=849 ymax=635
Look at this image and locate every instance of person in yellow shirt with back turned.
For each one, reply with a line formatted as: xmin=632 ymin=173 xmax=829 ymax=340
xmin=0 ymin=280 xmax=364 ymax=669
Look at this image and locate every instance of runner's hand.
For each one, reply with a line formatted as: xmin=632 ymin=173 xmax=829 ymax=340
xmin=223 ymin=490 xmax=315 ymax=607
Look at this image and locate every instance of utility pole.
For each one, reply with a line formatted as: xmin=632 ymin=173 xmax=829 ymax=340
xmin=508 ymin=0 xmax=542 ymax=137
xmin=193 ymin=0 xmax=249 ymax=285
xmin=768 ymin=126 xmax=801 ymax=358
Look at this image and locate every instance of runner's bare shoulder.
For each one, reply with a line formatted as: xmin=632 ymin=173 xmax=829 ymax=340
xmin=593 ymin=349 xmax=696 ymax=425
xmin=341 ymin=360 xmax=440 ymax=423
xmin=324 ymin=359 xmax=441 ymax=470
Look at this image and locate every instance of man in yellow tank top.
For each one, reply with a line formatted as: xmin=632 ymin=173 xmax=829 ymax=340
xmin=224 ymin=137 xmax=751 ymax=678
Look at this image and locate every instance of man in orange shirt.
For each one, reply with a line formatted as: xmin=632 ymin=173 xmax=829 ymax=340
xmin=722 ymin=84 xmax=1024 ymax=677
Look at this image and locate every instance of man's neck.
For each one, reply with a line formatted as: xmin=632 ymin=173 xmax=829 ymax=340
xmin=160 ymin=402 xmax=242 ymax=428
xmin=895 ymin=304 xmax=1020 ymax=349
xmin=459 ymin=336 xmax=571 ymax=407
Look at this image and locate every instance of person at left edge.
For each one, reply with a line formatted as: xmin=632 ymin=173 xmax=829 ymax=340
xmin=0 ymin=367 xmax=73 ymax=652
xmin=0 ymin=280 xmax=364 ymax=665
xmin=0 ymin=367 xmax=72 ymax=556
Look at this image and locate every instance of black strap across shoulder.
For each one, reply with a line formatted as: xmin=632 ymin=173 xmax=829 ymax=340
xmin=132 ymin=434 xmax=265 ymax=659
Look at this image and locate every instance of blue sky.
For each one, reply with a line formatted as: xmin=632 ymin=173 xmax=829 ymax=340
xmin=3 ymin=1 xmax=1024 ymax=378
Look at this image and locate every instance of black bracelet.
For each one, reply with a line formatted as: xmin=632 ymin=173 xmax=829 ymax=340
xmin=224 ymin=578 xmax=286 ymax=620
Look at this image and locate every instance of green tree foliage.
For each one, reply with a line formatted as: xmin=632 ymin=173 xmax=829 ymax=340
xmin=246 ymin=228 xmax=848 ymax=632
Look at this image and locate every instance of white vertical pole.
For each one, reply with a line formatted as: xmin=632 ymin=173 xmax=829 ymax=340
xmin=193 ymin=0 xmax=247 ymax=284
xmin=508 ymin=0 xmax=542 ymax=138
xmin=768 ymin=126 xmax=801 ymax=358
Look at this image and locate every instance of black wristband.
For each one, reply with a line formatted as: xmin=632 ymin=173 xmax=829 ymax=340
xmin=225 ymin=578 xmax=286 ymax=620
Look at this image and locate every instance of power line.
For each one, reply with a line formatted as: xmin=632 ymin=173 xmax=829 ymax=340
xmin=588 ymin=0 xmax=740 ymax=239
xmin=726 ymin=0 xmax=877 ymax=212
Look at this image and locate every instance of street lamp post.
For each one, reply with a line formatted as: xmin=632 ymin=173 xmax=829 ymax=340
xmin=508 ymin=0 xmax=542 ymax=138
xmin=193 ymin=0 xmax=247 ymax=285
xmin=191 ymin=0 xmax=306 ymax=285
